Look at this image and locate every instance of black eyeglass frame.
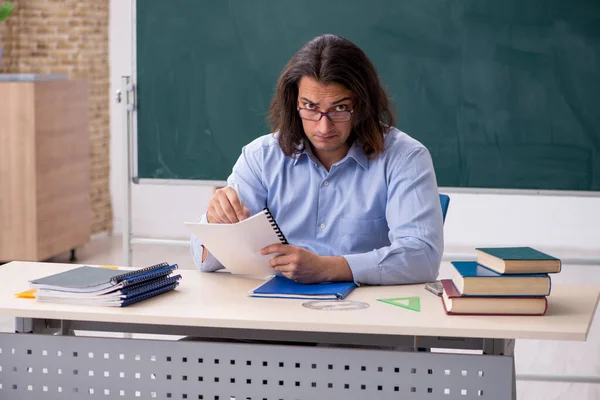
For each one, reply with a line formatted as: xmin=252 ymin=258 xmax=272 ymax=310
xmin=296 ymin=106 xmax=354 ymax=123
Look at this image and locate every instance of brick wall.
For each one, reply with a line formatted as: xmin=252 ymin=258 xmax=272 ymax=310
xmin=0 ymin=1 xmax=112 ymax=234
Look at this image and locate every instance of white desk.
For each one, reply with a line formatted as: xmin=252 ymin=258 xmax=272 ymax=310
xmin=0 ymin=261 xmax=598 ymax=400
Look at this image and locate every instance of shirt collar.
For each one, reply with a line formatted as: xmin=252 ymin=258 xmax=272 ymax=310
xmin=292 ymin=139 xmax=319 ymax=166
xmin=346 ymin=139 xmax=369 ymax=170
xmin=292 ymin=139 xmax=369 ymax=170
xmin=292 ymin=140 xmax=311 ymax=165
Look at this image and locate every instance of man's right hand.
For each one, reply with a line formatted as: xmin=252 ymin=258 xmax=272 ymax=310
xmin=203 ymin=187 xmax=250 ymax=262
xmin=206 ymin=187 xmax=251 ymax=224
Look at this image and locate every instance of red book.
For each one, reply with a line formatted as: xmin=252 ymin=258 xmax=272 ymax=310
xmin=441 ymin=279 xmax=548 ymax=316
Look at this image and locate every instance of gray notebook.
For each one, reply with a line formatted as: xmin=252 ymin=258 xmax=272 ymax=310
xmin=29 ymin=263 xmax=172 ymax=293
xmin=29 ymin=267 xmax=125 ymax=292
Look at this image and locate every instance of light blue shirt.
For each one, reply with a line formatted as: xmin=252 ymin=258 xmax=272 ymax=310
xmin=191 ymin=127 xmax=444 ymax=285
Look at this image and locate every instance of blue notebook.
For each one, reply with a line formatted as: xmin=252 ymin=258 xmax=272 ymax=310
xmin=249 ymin=276 xmax=356 ymax=300
xmin=118 ymin=280 xmax=181 ymax=307
xmin=118 ymin=274 xmax=182 ymax=298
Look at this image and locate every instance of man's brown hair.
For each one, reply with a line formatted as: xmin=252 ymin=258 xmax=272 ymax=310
xmin=268 ymin=34 xmax=396 ymax=158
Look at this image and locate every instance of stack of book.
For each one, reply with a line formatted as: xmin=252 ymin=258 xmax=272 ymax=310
xmin=441 ymin=247 xmax=562 ymax=316
xmin=28 ymin=262 xmax=181 ymax=307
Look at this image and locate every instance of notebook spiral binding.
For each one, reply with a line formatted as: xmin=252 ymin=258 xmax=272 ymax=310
xmin=122 ymin=274 xmax=182 ymax=297
xmin=121 ymin=265 xmax=178 ymax=287
xmin=121 ymin=273 xmax=181 ymax=295
xmin=109 ymin=261 xmax=170 ymax=284
xmin=121 ymin=281 xmax=180 ymax=307
xmin=263 ymin=207 xmax=288 ymax=244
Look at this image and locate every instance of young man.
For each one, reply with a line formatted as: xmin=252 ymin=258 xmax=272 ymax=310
xmin=191 ymin=34 xmax=443 ymax=286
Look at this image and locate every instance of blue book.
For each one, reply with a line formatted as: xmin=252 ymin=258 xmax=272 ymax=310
xmin=450 ymin=261 xmax=551 ymax=296
xmin=249 ymin=276 xmax=356 ymax=300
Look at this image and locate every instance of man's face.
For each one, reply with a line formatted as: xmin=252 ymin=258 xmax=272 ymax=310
xmin=297 ymin=77 xmax=354 ymax=159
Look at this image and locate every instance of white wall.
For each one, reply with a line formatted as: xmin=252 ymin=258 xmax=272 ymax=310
xmin=109 ymin=0 xmax=600 ymax=256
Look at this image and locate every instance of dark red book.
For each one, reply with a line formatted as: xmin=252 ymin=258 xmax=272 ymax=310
xmin=441 ymin=279 xmax=548 ymax=316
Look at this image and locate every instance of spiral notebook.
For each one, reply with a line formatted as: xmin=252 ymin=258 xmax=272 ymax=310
xmin=36 ymin=275 xmax=182 ymax=307
xmin=185 ymin=208 xmax=287 ymax=276
xmin=35 ymin=274 xmax=183 ymax=300
xmin=29 ymin=262 xmax=178 ymax=293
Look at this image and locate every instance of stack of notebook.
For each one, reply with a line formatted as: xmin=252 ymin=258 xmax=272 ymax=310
xmin=441 ymin=247 xmax=562 ymax=316
xmin=28 ymin=262 xmax=181 ymax=307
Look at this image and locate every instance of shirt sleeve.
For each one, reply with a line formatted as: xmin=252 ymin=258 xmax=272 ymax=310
xmin=342 ymin=147 xmax=444 ymax=285
xmin=190 ymin=143 xmax=268 ymax=272
xmin=190 ymin=212 xmax=224 ymax=272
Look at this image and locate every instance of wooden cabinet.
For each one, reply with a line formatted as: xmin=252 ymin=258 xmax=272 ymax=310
xmin=0 ymin=76 xmax=91 ymax=261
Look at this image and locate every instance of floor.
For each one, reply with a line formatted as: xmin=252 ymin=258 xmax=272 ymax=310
xmin=1 ymin=234 xmax=598 ymax=399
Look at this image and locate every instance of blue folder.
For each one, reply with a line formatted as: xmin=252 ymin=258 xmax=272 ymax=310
xmin=250 ymin=276 xmax=356 ymax=300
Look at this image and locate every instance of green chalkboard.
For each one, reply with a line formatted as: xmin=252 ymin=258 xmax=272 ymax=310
xmin=136 ymin=0 xmax=600 ymax=191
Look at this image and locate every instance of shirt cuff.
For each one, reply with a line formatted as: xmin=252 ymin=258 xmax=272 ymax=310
xmin=343 ymin=252 xmax=382 ymax=285
xmin=190 ymin=212 xmax=224 ymax=272
xmin=199 ymin=249 xmax=222 ymax=271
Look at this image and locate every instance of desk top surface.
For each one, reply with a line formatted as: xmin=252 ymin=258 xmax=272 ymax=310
xmin=1 ymin=261 xmax=598 ymax=341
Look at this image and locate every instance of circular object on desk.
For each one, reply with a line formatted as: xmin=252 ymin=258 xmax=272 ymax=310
xmin=302 ymin=300 xmax=370 ymax=311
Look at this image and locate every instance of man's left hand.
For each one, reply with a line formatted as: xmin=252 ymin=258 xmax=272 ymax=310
xmin=261 ymin=244 xmax=329 ymax=283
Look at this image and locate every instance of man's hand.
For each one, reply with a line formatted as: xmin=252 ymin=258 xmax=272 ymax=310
xmin=207 ymin=187 xmax=250 ymax=224
xmin=203 ymin=187 xmax=251 ymax=261
xmin=261 ymin=244 xmax=354 ymax=283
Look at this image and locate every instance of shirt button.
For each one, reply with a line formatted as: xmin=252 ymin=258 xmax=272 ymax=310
xmin=323 ymin=180 xmax=329 ymax=186
xmin=319 ymin=223 xmax=326 ymax=230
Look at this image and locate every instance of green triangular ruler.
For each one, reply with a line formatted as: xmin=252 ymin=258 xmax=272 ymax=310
xmin=377 ymin=296 xmax=420 ymax=312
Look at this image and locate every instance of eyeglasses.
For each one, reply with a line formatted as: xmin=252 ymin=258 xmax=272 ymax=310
xmin=297 ymin=106 xmax=353 ymax=123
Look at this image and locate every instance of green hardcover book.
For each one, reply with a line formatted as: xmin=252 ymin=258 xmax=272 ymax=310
xmin=475 ymin=247 xmax=561 ymax=274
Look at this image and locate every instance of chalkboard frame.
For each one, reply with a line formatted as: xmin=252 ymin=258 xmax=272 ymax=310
xmin=130 ymin=0 xmax=600 ymax=196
